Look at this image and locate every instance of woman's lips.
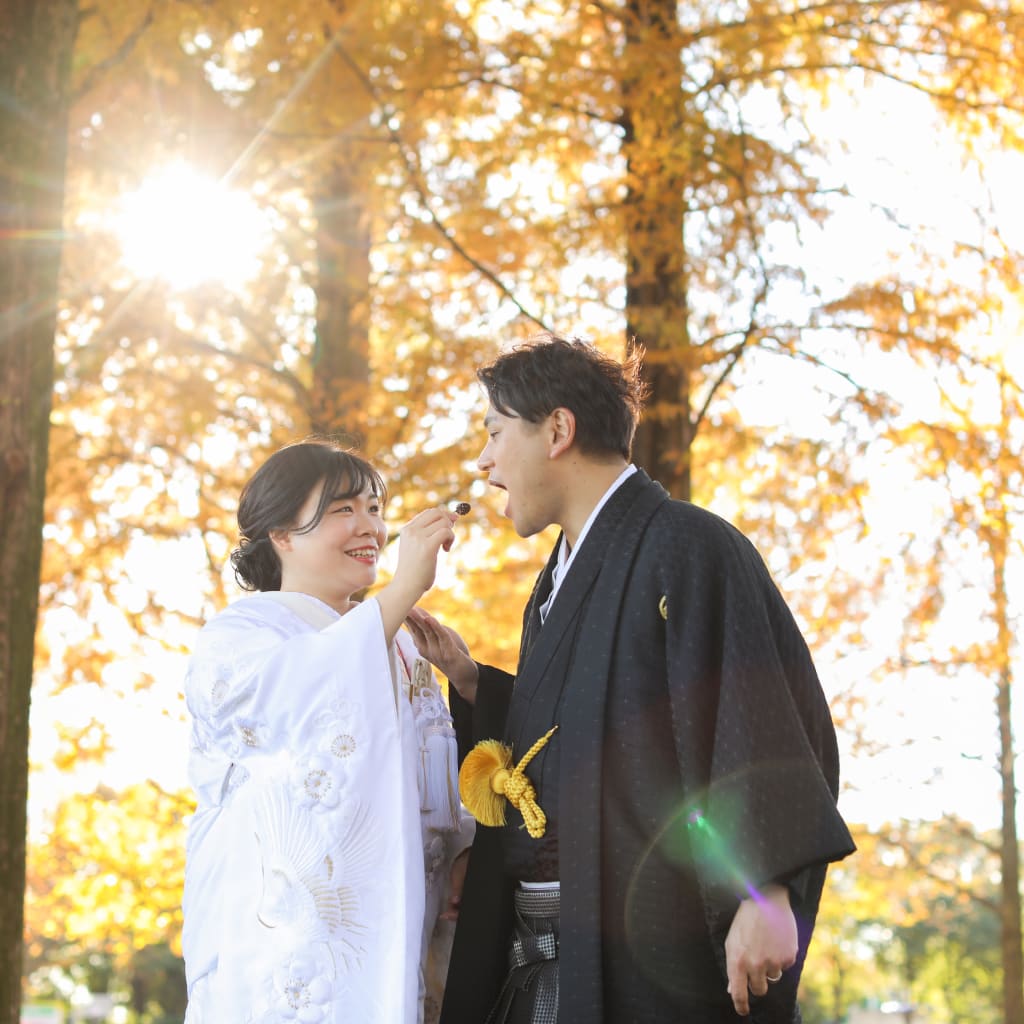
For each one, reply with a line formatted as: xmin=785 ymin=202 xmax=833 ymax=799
xmin=345 ymin=547 xmax=378 ymax=564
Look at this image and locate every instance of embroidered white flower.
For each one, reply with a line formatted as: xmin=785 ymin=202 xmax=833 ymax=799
xmin=186 ymin=656 xmax=236 ymax=718
xmin=313 ymin=700 xmax=362 ymax=733
xmin=227 ymin=716 xmax=270 ymax=758
xmin=313 ymin=698 xmax=363 ymax=764
xmin=272 ymin=953 xmax=333 ymax=1022
xmin=292 ymin=754 xmax=343 ymax=810
xmin=330 ymin=732 xmax=357 ymax=759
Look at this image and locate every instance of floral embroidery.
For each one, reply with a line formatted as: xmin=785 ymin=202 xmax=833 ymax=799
xmin=272 ymin=952 xmax=333 ymax=1022
xmin=292 ymin=754 xmax=343 ymax=810
xmin=330 ymin=733 xmax=356 ymax=759
xmin=313 ymin=700 xmax=363 ymax=768
xmin=210 ymin=678 xmax=229 ymax=707
xmin=314 ymin=698 xmax=360 ymax=731
xmin=229 ymin=717 xmax=270 ymax=757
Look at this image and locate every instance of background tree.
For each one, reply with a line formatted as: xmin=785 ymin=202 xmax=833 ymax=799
xmin=804 ymin=819 xmax=1004 ymax=1023
xmin=1 ymin=1 xmax=81 ymax=1018
xmin=24 ymin=783 xmax=190 ymax=1017
xmin=883 ymin=325 xmax=1024 ymax=1022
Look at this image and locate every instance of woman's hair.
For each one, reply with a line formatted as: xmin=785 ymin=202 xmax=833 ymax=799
xmin=229 ymin=439 xmax=386 ymax=592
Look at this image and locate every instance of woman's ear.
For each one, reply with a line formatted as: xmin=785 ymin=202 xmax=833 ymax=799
xmin=548 ymin=407 xmax=576 ymax=459
xmin=268 ymin=528 xmax=292 ymax=554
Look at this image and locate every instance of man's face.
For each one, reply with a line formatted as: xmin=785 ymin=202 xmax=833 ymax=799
xmin=477 ymin=405 xmax=557 ymax=538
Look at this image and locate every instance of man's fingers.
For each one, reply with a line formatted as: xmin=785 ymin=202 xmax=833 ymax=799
xmin=727 ymin=961 xmax=751 ymax=1016
xmin=748 ymin=973 xmax=770 ymax=998
xmin=727 ymin=963 xmax=781 ymax=1016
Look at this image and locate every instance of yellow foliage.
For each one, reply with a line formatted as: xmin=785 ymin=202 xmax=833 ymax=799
xmin=25 ymin=783 xmax=192 ymax=967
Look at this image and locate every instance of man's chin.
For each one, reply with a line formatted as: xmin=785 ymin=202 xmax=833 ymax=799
xmin=509 ymin=513 xmax=541 ymax=540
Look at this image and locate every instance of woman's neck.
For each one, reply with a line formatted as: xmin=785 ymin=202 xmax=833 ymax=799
xmin=279 ymin=583 xmax=355 ymax=617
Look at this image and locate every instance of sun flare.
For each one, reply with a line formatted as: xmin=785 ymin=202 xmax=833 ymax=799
xmin=114 ymin=163 xmax=269 ymax=289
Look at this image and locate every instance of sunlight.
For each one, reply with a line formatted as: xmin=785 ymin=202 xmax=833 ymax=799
xmin=113 ymin=163 xmax=269 ymax=289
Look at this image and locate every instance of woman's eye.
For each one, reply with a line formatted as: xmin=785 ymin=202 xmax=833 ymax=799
xmin=332 ymin=504 xmax=352 ymax=514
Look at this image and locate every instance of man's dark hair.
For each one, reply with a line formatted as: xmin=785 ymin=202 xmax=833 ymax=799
xmin=230 ymin=439 xmax=386 ymax=592
xmin=477 ymin=333 xmax=647 ymax=460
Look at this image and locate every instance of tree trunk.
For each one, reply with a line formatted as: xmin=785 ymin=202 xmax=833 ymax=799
xmin=0 ymin=1 xmax=79 ymax=1019
xmin=620 ymin=0 xmax=693 ymax=502
xmin=310 ymin=160 xmax=372 ymax=446
xmin=988 ymin=449 xmax=1024 ymax=1024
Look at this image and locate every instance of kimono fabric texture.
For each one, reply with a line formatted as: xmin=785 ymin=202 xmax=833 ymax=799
xmin=183 ymin=591 xmax=472 ymax=1024
xmin=440 ymin=470 xmax=856 ymax=1024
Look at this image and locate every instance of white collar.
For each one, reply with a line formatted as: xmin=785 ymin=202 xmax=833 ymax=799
xmin=540 ymin=464 xmax=637 ymax=621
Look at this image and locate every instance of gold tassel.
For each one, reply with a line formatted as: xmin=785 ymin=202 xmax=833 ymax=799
xmin=458 ymin=726 xmax=558 ymax=838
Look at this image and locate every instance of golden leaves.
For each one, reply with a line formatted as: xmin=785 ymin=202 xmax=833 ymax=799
xmin=25 ymin=783 xmax=193 ymax=964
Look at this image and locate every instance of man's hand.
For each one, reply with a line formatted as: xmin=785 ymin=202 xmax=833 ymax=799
xmin=405 ymin=607 xmax=479 ymax=704
xmin=724 ymin=883 xmax=798 ymax=1015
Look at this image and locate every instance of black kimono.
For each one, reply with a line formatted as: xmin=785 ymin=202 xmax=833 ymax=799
xmin=441 ymin=470 xmax=855 ymax=1024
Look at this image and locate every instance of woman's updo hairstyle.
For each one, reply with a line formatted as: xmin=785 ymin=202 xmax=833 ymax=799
xmin=230 ymin=439 xmax=387 ymax=592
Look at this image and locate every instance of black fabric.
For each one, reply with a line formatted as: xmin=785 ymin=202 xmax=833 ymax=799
xmin=441 ymin=471 xmax=856 ymax=1024
xmin=502 ymin=575 xmax=596 ymax=882
xmin=445 ymin=669 xmax=516 ymax=1024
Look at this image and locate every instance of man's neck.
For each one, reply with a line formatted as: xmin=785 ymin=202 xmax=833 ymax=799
xmin=560 ymin=459 xmax=630 ymax=550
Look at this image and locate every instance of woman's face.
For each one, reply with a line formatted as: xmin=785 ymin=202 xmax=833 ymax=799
xmin=272 ymin=477 xmax=388 ymax=603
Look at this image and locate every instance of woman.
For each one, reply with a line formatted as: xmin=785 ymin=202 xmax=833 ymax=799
xmin=182 ymin=440 xmax=473 ymax=1024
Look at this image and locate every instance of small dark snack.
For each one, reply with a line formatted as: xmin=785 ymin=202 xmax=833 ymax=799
xmin=454 ymin=502 xmax=471 ymax=516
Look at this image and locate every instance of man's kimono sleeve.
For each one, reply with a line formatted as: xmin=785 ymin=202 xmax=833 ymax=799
xmin=447 ymin=663 xmax=514 ymax=765
xmin=657 ymin=513 xmax=855 ymax=913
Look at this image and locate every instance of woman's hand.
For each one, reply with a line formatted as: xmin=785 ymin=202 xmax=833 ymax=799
xmin=405 ymin=606 xmax=479 ymax=704
xmin=376 ymin=508 xmax=456 ymax=645
xmin=392 ymin=508 xmax=456 ymax=596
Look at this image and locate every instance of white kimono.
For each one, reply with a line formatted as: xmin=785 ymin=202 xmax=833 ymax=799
xmin=182 ymin=592 xmax=473 ymax=1024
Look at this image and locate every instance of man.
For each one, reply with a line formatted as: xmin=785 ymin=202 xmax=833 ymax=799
xmin=407 ymin=334 xmax=855 ymax=1023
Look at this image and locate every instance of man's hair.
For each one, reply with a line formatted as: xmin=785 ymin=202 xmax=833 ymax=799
xmin=477 ymin=333 xmax=648 ymax=460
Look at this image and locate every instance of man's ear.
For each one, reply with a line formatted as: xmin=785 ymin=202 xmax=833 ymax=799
xmin=548 ymin=407 xmax=576 ymax=459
